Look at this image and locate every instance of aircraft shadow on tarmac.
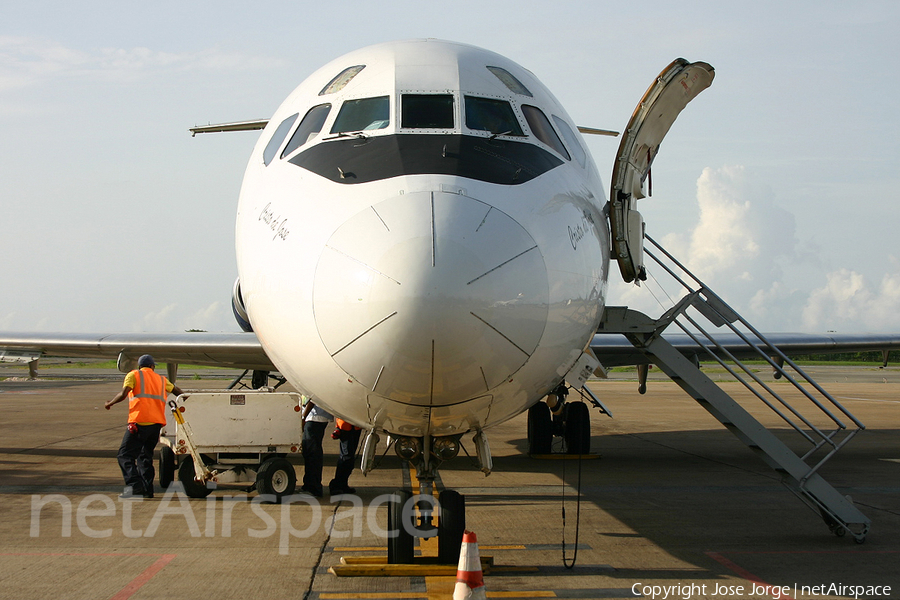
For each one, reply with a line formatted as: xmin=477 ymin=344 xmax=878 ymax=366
xmin=450 ymin=427 xmax=900 ymax=588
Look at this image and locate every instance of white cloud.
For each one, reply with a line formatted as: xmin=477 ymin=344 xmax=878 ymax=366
xmin=138 ymin=303 xmax=180 ymax=331
xmin=612 ymin=165 xmax=900 ymax=333
xmin=0 ymin=36 xmax=87 ymax=90
xmin=134 ymin=301 xmax=234 ymax=333
xmin=802 ymin=266 xmax=900 ymax=332
xmin=0 ymin=36 xmax=280 ymax=92
xmin=662 ymin=165 xmax=797 ymax=291
xmin=183 ymin=301 xmax=234 ymax=332
xmin=0 ymin=312 xmax=17 ymax=330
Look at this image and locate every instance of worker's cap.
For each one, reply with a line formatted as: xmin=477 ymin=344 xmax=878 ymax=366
xmin=138 ymin=354 xmax=156 ymax=368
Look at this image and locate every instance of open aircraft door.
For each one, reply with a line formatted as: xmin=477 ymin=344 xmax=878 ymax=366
xmin=610 ymin=59 xmax=715 ymax=282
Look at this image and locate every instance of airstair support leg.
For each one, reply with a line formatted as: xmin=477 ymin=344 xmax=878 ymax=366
xmin=600 ymin=306 xmax=870 ymax=542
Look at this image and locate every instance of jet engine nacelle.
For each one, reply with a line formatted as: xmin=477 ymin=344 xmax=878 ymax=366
xmin=231 ymin=277 xmax=253 ymax=332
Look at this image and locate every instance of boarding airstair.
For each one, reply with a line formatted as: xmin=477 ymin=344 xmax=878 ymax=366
xmin=597 ymin=234 xmax=870 ymax=542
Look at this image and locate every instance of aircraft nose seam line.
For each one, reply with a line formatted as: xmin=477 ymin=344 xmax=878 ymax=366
xmin=467 ymin=245 xmax=539 ymax=285
xmin=475 ymin=207 xmax=493 ymax=233
xmin=370 ymin=207 xmax=390 ymax=232
xmin=324 ymin=245 xmax=401 ymax=286
xmin=469 ymin=311 xmax=531 ymax=358
xmin=430 ymin=192 xmax=436 ymax=268
xmin=430 ymin=339 xmax=435 ymax=405
xmin=330 ymin=311 xmax=398 ymax=357
xmin=372 ymin=365 xmax=385 ymax=392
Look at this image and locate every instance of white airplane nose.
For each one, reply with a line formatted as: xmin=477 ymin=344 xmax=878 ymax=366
xmin=313 ymin=191 xmax=549 ymax=406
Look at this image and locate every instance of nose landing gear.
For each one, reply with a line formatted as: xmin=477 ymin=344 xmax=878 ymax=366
xmin=377 ymin=434 xmax=472 ymax=565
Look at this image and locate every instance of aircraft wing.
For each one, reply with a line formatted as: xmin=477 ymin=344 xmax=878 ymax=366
xmin=3 ymin=329 xmax=897 ymax=379
xmin=0 ymin=331 xmax=274 ymax=372
xmin=591 ymin=331 xmax=900 ymax=368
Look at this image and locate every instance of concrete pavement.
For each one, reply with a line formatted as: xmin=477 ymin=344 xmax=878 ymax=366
xmin=1 ymin=365 xmax=898 ymax=599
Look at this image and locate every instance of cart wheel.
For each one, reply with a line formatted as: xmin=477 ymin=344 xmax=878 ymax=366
xmin=178 ymin=456 xmax=213 ymax=498
xmin=387 ymin=489 xmax=414 ymax=564
xmin=158 ymin=446 xmax=176 ymax=489
xmin=256 ymin=457 xmax=296 ymax=502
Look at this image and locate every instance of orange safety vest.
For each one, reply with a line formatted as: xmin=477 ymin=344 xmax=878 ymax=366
xmin=127 ymin=368 xmax=168 ymax=425
xmin=335 ymin=418 xmax=361 ymax=431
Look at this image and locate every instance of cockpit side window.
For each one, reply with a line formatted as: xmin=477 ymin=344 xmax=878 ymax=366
xmin=552 ymin=115 xmax=586 ymax=167
xmin=319 ymin=65 xmax=365 ymax=96
xmin=330 ymin=96 xmax=390 ymax=134
xmin=522 ymin=105 xmax=569 ymax=160
xmin=486 ymin=66 xmax=532 ymax=97
xmin=281 ymin=104 xmax=331 ymax=158
xmin=263 ymin=113 xmax=298 ymax=166
xmin=464 ymin=96 xmax=524 ymax=136
xmin=401 ymin=94 xmax=454 ymax=129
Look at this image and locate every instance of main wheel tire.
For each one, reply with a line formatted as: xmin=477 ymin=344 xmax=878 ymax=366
xmin=177 ymin=455 xmax=213 ymax=498
xmin=158 ymin=446 xmax=176 ymax=489
xmin=387 ymin=489 xmax=414 ymax=564
xmin=256 ymin=457 xmax=297 ymax=502
xmin=527 ymin=402 xmax=552 ymax=454
xmin=564 ymin=401 xmax=591 ymax=454
xmin=437 ymin=489 xmax=466 ymax=564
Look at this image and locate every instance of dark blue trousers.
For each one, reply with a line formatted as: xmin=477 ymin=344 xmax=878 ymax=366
xmin=330 ymin=428 xmax=362 ymax=490
xmin=117 ymin=423 xmax=162 ymax=495
xmin=301 ymin=421 xmax=327 ymax=494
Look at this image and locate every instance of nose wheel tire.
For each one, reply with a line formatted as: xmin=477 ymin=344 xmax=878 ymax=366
xmin=388 ymin=489 xmax=415 ymax=564
xmin=437 ymin=490 xmax=466 ymax=564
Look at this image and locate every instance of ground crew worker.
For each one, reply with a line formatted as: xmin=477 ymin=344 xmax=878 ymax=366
xmin=300 ymin=401 xmax=361 ymax=496
xmin=105 ymin=354 xmax=183 ymax=499
xmin=300 ymin=400 xmax=332 ymax=497
xmin=329 ymin=418 xmax=362 ymax=495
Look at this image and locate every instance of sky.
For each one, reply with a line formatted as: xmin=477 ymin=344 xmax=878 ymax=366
xmin=1 ymin=0 xmax=898 ymax=334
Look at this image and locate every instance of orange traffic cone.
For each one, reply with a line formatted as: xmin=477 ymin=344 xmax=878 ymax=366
xmin=453 ymin=530 xmax=486 ymax=600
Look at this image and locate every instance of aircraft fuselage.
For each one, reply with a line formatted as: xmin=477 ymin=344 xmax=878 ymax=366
xmin=235 ymin=40 xmax=609 ymax=437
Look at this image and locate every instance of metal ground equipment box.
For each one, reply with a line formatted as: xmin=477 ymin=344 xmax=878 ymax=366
xmin=159 ymin=390 xmax=304 ymax=500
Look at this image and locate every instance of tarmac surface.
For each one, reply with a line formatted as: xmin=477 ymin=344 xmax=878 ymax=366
xmin=0 ymin=363 xmax=898 ymax=600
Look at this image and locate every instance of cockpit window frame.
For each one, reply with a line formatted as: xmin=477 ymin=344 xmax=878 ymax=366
xmin=522 ymin=104 xmax=570 ymax=161
xmin=400 ymin=93 xmax=456 ymax=130
xmin=463 ymin=95 xmax=525 ymax=138
xmin=486 ymin=66 xmax=532 ymax=97
xmin=330 ymin=95 xmax=391 ymax=135
xmin=281 ymin=103 xmax=332 ymax=159
xmin=552 ymin=114 xmax=586 ymax=168
xmin=319 ymin=65 xmax=365 ymax=96
xmin=263 ymin=113 xmax=299 ymax=166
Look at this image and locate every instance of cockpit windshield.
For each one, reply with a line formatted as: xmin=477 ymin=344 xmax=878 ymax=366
xmin=464 ymin=96 xmax=524 ymax=136
xmin=330 ymin=96 xmax=389 ymax=134
xmin=281 ymin=104 xmax=331 ymax=158
xmin=402 ymin=94 xmax=454 ymax=129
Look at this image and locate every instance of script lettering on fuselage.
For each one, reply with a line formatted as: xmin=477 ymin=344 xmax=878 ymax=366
xmin=568 ymin=210 xmax=596 ymax=250
xmin=259 ymin=202 xmax=290 ymax=242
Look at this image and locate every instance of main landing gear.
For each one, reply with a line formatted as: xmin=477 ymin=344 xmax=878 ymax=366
xmin=527 ymin=383 xmax=593 ymax=455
